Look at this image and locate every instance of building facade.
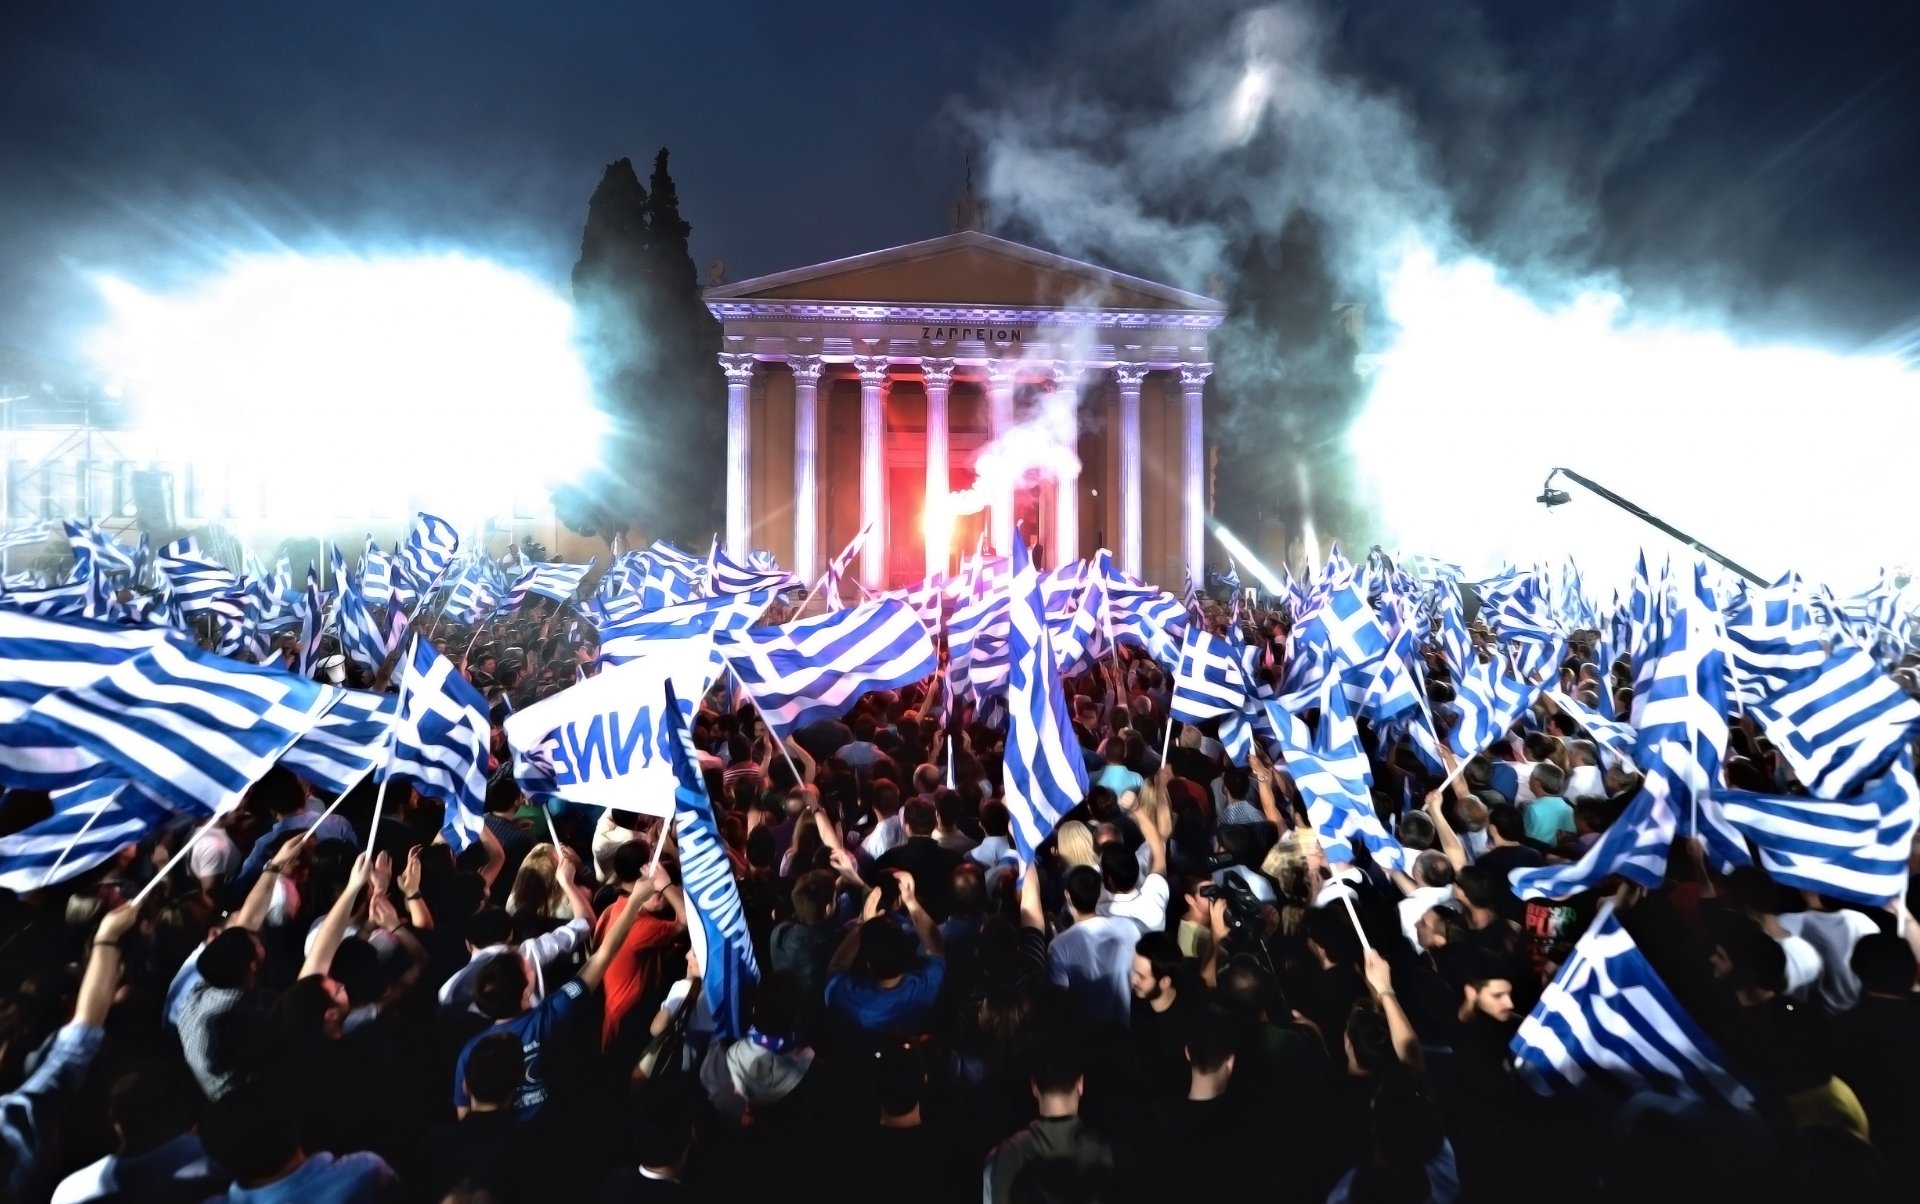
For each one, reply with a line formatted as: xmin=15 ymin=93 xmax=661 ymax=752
xmin=705 ymin=229 xmax=1223 ymax=591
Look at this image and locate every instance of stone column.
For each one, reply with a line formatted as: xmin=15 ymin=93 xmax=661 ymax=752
xmin=855 ymin=355 xmax=890 ymax=589
xmin=1050 ymin=362 xmax=1081 ymax=567
xmin=986 ymin=361 xmax=1017 ymax=556
xmin=922 ymin=357 xmax=955 ymax=579
xmin=1179 ymin=363 xmax=1213 ymax=589
xmin=720 ymin=352 xmax=756 ymax=556
xmin=1112 ymin=364 xmax=1148 ymax=578
xmin=790 ymin=355 xmax=824 ymax=583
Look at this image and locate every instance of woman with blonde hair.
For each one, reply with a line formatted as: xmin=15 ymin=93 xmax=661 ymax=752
xmin=1053 ymin=820 xmax=1097 ymax=871
xmin=507 ymin=843 xmax=575 ymax=920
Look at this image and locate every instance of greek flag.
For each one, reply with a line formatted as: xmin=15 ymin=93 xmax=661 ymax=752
xmin=385 ymin=638 xmax=491 ymax=852
xmin=707 ymin=542 xmax=794 ymax=595
xmin=157 ymin=537 xmax=240 ymax=610
xmin=640 ymin=553 xmax=702 ymax=609
xmin=295 ymin=571 xmax=327 ymax=678
xmin=818 ymin=522 xmax=873 ymax=611
xmin=0 ymin=521 xmax=52 ymax=552
xmin=1 ymin=612 xmax=178 ymax=789
xmin=1171 ymin=626 xmax=1252 ymax=724
xmin=1511 ymin=901 xmax=1753 ymax=1109
xmin=947 ymin=591 xmax=1010 ymax=701
xmin=281 ymin=688 xmax=397 ymax=796
xmin=1720 ymin=747 xmax=1919 ymax=907
xmin=1722 ymin=579 xmax=1826 ymax=704
xmin=63 ymin=521 xmax=136 ymax=581
xmin=662 ymin=681 xmax=758 ymax=1039
xmin=1049 ymin=570 xmax=1108 ymax=679
xmin=503 ymin=559 xmax=595 ymax=612
xmin=715 ymin=599 xmax=936 ymax=742
xmin=396 ymin=511 xmax=460 ymax=597
xmin=1509 ymin=742 xmax=1688 ymax=901
xmin=0 ymin=581 xmax=90 ymax=621
xmin=598 ymin=590 xmax=774 ymax=666
xmin=0 ymin=777 xmax=172 ymax=893
xmin=1544 ymin=690 xmax=1636 ymax=770
xmin=1039 ymin=560 xmax=1087 ymax=620
xmin=1430 ymin=582 xmax=1474 ymax=678
xmin=595 ymin=551 xmax=648 ymax=604
xmin=16 ymin=637 xmax=334 ymax=816
xmin=1000 ymin=532 xmax=1087 ymax=861
xmin=1097 ymin=551 xmax=1185 ymax=666
xmin=1749 ymin=641 xmax=1920 ymax=798
xmin=1446 ymin=653 xmax=1542 ymax=760
xmin=1270 ymin=682 xmax=1404 ymax=869
xmin=1283 ymin=577 xmax=1389 ymax=698
xmin=442 ymin=558 xmax=505 ymax=625
xmin=359 ymin=537 xmax=394 ymax=614
xmin=331 ymin=544 xmax=392 ymax=674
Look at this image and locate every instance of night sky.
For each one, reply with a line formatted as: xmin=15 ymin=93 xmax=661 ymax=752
xmin=2 ymin=1 xmax=1916 ymax=365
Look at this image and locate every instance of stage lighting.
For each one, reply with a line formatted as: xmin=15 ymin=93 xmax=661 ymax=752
xmin=1537 ymin=485 xmax=1572 ymax=509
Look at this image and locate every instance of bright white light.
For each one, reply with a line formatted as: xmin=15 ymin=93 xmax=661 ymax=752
xmin=1350 ymin=243 xmax=1920 ymax=593
xmin=85 ymin=252 xmax=604 ymax=531
xmin=1210 ymin=520 xmax=1286 ymax=595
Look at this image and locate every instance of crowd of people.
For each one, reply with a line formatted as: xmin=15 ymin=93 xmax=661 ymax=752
xmin=1 ymin=596 xmax=1918 ymax=1203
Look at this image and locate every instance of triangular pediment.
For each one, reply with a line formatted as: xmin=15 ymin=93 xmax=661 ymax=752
xmin=705 ymin=230 xmax=1219 ymax=313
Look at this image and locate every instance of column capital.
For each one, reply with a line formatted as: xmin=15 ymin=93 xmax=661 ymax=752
xmin=922 ymin=357 xmax=957 ymax=390
xmin=1051 ymin=361 xmax=1084 ymax=390
xmin=1111 ymin=364 xmax=1150 ymax=391
xmin=1178 ymin=362 xmax=1215 ymax=391
xmin=719 ymin=352 xmax=757 ymax=383
xmin=986 ymin=360 xmax=1019 ymax=389
xmin=790 ymin=354 xmax=825 ymax=385
xmin=853 ymin=355 xmax=890 ymax=389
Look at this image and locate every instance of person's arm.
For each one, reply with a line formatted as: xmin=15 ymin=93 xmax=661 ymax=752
xmin=77 ymin=902 xmax=138 ymax=1027
xmin=577 ymin=862 xmax=663 ymax=992
xmin=785 ymin=736 xmax=816 ymax=785
xmin=1424 ymin=790 xmax=1469 ymax=872
xmin=813 ymin=805 xmax=847 ymax=855
xmin=367 ymin=890 xmax=431 ymax=998
xmin=395 ymin=845 xmax=433 ymax=931
xmin=1018 ymin=861 xmax=1046 ymax=934
xmin=828 ymin=883 xmax=884 ymax=973
xmin=231 ymin=838 xmax=302 ymax=933
xmin=1123 ymin=790 xmax=1168 ymax=877
xmin=1363 ymin=949 xmax=1425 ymax=1074
xmin=550 ymin=844 xmax=597 ymax=927
xmin=476 ymin=819 xmax=506 ymax=896
xmin=301 ymin=853 xmax=372 ymax=979
xmin=895 ymin=872 xmax=944 ymax=960
xmin=1250 ymin=747 xmax=1286 ymax=830
xmin=1199 ymin=896 xmax=1230 ymax=989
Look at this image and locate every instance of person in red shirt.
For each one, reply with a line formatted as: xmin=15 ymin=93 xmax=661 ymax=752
xmin=595 ymin=839 xmax=688 ymax=1052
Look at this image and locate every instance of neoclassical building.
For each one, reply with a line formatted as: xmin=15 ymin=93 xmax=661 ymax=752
xmin=705 ymin=228 xmax=1224 ymax=591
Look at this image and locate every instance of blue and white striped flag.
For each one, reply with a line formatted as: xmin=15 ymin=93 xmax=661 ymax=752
xmin=63 ymin=521 xmax=136 ymax=581
xmin=1000 ymin=531 xmax=1087 ymax=861
xmin=280 ymin=688 xmax=398 ymax=797
xmin=331 ymin=544 xmax=392 ymax=675
xmin=1511 ymin=901 xmax=1753 ymax=1109
xmin=1719 ymin=747 xmax=1919 ymax=907
xmin=662 ymin=680 xmax=758 ymax=1039
xmin=157 ymin=537 xmax=240 ymax=610
xmin=17 ymin=637 xmax=334 ymax=816
xmin=1545 ymin=689 xmax=1636 ymax=771
xmin=1270 ymin=682 xmax=1405 ymax=869
xmin=1171 ymin=626 xmax=1252 ymax=725
xmin=597 ymin=591 xmax=774 ymax=666
xmin=1509 ymin=742 xmax=1688 ymax=901
xmin=819 ymin=523 xmax=873 ymax=612
xmin=0 ymin=777 xmax=172 ymax=893
xmin=0 ymin=581 xmax=90 ymax=621
xmin=385 ymin=638 xmax=491 ymax=852
xmin=296 ymin=571 xmax=327 ymax=679
xmin=715 ymin=599 xmax=936 ymax=743
xmin=503 ymin=560 xmax=595 ymax=612
xmin=706 ymin=541 xmax=795 ymax=596
xmin=640 ymin=553 xmax=702 ymax=610
xmin=0 ymin=521 xmax=52 ymax=552
xmin=947 ymin=591 xmax=1011 ymax=701
xmin=1722 ymin=578 xmax=1826 ymax=705
xmin=1 ymin=611 xmax=177 ymax=790
xmin=359 ymin=537 xmax=394 ymax=614
xmin=1446 ymin=653 xmax=1542 ymax=761
xmin=396 ymin=511 xmax=460 ymax=598
xmin=1749 ymin=640 xmax=1920 ymax=798
xmin=442 ymin=558 xmax=505 ymax=626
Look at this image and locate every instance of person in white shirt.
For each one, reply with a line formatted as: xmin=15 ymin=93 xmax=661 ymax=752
xmin=1563 ymin=740 xmax=1605 ymax=802
xmin=185 ymin=813 xmax=241 ymax=895
xmin=438 ymin=864 xmax=596 ymax=1016
xmin=51 ymin=1064 xmax=223 ymax=1204
xmin=968 ymin=801 xmax=1016 ymax=868
xmin=1390 ymin=852 xmax=1459 ymax=948
xmin=859 ymin=782 xmax=907 ymax=860
xmin=1098 ymin=788 xmax=1170 ymax=931
xmin=1778 ymin=898 xmax=1880 ymax=1014
xmin=1046 ymin=866 xmax=1139 ymax=1027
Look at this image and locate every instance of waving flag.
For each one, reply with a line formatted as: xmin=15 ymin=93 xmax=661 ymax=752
xmin=295 ymin=571 xmax=328 ymax=678
xmin=396 ymin=511 xmax=460 ymax=598
xmin=1271 ymin=683 xmax=1404 ymax=869
xmin=442 ymin=558 xmax=505 ymax=626
xmin=1097 ymin=551 xmax=1185 ymax=666
xmin=1000 ymin=531 xmax=1087 ymax=861
xmin=1446 ymin=653 xmax=1541 ymax=761
xmin=331 ymin=544 xmax=392 ymax=675
xmin=503 ymin=559 xmax=595 ymax=612
xmin=818 ymin=522 xmax=873 ymax=611
xmin=0 ymin=777 xmax=171 ymax=893
xmin=1509 ymin=743 xmax=1689 ymax=901
xmin=63 ymin=521 xmax=136 ymax=581
xmin=1722 ymin=578 xmax=1826 ymax=705
xmin=716 ymin=599 xmax=936 ymax=742
xmin=157 ymin=537 xmax=241 ymax=610
xmin=1719 ymin=747 xmax=1919 ymax=907
xmin=1171 ymin=627 xmax=1252 ymax=725
xmin=280 ymin=688 xmax=397 ymax=797
xmin=663 ymin=680 xmax=758 ymax=1039
xmin=358 ymin=537 xmax=395 ymax=614
xmin=947 ymin=590 xmax=1011 ymax=701
xmin=384 ymin=638 xmax=491 ymax=851
xmin=1511 ymin=902 xmax=1752 ymax=1109
xmin=0 ymin=521 xmax=52 ymax=552
xmin=707 ymin=542 xmax=794 ymax=596
xmin=597 ymin=591 xmax=774 ymax=666
xmin=640 ymin=554 xmax=703 ymax=610
xmin=1748 ymin=641 xmax=1920 ymax=798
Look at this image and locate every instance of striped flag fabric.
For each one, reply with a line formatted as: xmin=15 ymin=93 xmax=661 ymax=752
xmin=1544 ymin=689 xmax=1636 ymax=770
xmin=503 ymin=559 xmax=595 ymax=612
xmin=63 ymin=521 xmax=136 ymax=581
xmin=597 ymin=591 xmax=774 ymax=666
xmin=595 ymin=551 xmax=648 ymax=604
xmin=1721 ymin=577 xmax=1825 ymax=704
xmin=384 ymin=638 xmax=491 ymax=852
xmin=295 ymin=571 xmax=327 ymax=679
xmin=818 ymin=523 xmax=873 ymax=611
xmin=280 ymin=688 xmax=397 ymax=795
xmin=1509 ymin=742 xmax=1688 ymax=901
xmin=947 ymin=591 xmax=1010 ymax=701
xmin=1445 ymin=653 xmax=1541 ymax=761
xmin=1748 ymin=641 xmax=1920 ymax=798
xmin=396 ymin=511 xmax=460 ymax=597
xmin=442 ymin=558 xmax=505 ymax=626
xmin=715 ymin=599 xmax=936 ymax=743
xmin=640 ymin=554 xmax=703 ymax=610
xmin=157 ymin=537 xmax=241 ymax=610
xmin=662 ymin=680 xmax=759 ymax=1038
xmin=1719 ymin=747 xmax=1919 ymax=907
xmin=1269 ymin=682 xmax=1405 ymax=869
xmin=706 ymin=542 xmax=795 ymax=596
xmin=1 ymin=611 xmax=179 ymax=790
xmin=0 ymin=777 xmax=172 ymax=893
xmin=1049 ymin=570 xmax=1108 ymax=679
xmin=1097 ymin=551 xmax=1186 ymax=667
xmin=331 ymin=544 xmax=392 ymax=675
xmin=1510 ymin=901 xmax=1753 ymax=1109
xmin=0 ymin=521 xmax=53 ymax=552
xmin=999 ymin=531 xmax=1087 ymax=861
xmin=359 ymin=537 xmax=395 ymax=614
xmin=1171 ymin=626 xmax=1253 ymax=725
xmin=0 ymin=580 xmax=91 ymax=620
xmin=17 ymin=638 xmax=334 ymax=816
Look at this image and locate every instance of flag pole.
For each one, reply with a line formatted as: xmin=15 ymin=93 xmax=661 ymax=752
xmin=722 ymin=659 xmax=806 ymax=786
xmin=132 ymin=812 xmax=223 ymax=908
xmin=40 ymin=800 xmax=114 ymax=889
xmin=1337 ymin=889 xmax=1373 ymax=953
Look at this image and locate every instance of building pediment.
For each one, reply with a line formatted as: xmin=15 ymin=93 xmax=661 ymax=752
xmin=705 ymin=230 xmax=1221 ymax=315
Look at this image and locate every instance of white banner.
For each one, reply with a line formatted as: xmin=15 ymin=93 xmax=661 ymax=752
xmin=501 ymin=635 xmax=716 ymax=815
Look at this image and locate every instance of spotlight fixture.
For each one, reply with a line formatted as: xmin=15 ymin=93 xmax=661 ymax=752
xmin=1531 ymin=466 xmax=1766 ymax=585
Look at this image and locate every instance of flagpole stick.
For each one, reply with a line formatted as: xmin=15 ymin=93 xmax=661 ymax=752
xmin=291 ymin=754 xmax=386 ymax=851
xmin=131 ymin=812 xmax=223 ymax=908
xmin=723 ymin=659 xmax=806 ymax=786
xmin=1337 ymin=890 xmax=1373 ymax=953
xmin=40 ymin=799 xmax=113 ymax=889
